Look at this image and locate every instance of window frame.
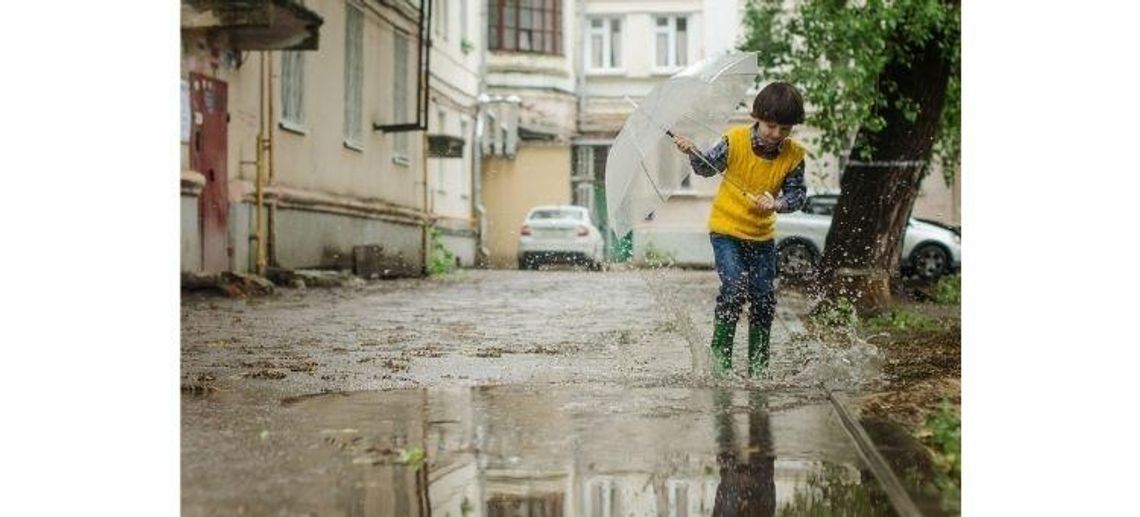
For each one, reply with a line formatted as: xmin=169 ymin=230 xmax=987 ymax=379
xmin=652 ymin=14 xmax=690 ymax=74
xmin=392 ymin=31 xmax=411 ymax=164
xmin=487 ymin=0 xmax=563 ymax=55
xmin=459 ymin=118 xmax=470 ymax=199
xmin=279 ymin=50 xmax=306 ymax=133
xmin=435 ymin=109 xmax=447 ymax=194
xmin=343 ymin=3 xmax=364 ymax=150
xmin=585 ymin=16 xmax=623 ymax=73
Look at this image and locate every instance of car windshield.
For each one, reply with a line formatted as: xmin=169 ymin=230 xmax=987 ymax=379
xmin=803 ymin=196 xmax=838 ymax=216
xmin=529 ymin=209 xmax=583 ymax=221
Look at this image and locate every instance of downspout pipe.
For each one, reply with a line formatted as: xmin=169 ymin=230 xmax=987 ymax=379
xmin=473 ymin=0 xmax=490 ymax=266
xmin=255 ymin=51 xmax=268 ymax=276
xmin=473 ymin=104 xmax=486 ymax=266
xmin=420 ymin=0 xmax=433 ymax=276
xmin=266 ymin=50 xmax=277 ymax=270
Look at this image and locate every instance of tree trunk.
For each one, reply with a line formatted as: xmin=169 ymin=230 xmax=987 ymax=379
xmin=818 ymin=29 xmax=953 ymax=314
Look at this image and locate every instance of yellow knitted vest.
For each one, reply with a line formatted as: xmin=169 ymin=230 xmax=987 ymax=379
xmin=707 ymin=125 xmax=806 ymax=241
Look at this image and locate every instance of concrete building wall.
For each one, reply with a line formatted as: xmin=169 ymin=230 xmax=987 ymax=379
xmin=482 ymin=146 xmax=573 ymax=268
xmin=181 ymin=0 xmax=431 ymax=275
xmin=912 ymin=167 xmax=961 ymax=225
xmin=439 ymin=233 xmax=477 ymax=267
xmin=427 ymin=0 xmax=483 ymax=266
xmin=632 ymin=195 xmax=714 ymax=265
xmin=267 ymin=0 xmax=424 ymax=205
xmin=180 ymin=195 xmax=202 ymax=272
xmin=228 ymin=202 xmax=253 ymax=273
xmin=274 ymin=208 xmax=424 ymax=275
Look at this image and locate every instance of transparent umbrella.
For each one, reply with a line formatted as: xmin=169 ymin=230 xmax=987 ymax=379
xmin=604 ymin=51 xmax=760 ymax=238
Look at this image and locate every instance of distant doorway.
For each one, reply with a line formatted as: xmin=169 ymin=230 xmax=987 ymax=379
xmin=189 ymin=73 xmax=230 ymax=272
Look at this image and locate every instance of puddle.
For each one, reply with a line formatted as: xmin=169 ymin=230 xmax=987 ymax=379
xmin=182 ymin=384 xmax=898 ymax=516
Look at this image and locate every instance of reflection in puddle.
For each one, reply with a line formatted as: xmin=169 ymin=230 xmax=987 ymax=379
xmin=182 ymin=385 xmax=895 ymax=516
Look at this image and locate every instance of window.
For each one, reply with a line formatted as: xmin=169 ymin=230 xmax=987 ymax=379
xmin=667 ymin=480 xmax=689 ymax=517
xmin=280 ymin=51 xmax=305 ymax=127
xmin=654 ymin=16 xmax=689 ymax=70
xmin=587 ymin=477 xmax=618 ymax=517
xmin=586 ymin=17 xmax=622 ymax=70
xmin=436 ymin=110 xmax=446 ymax=192
xmin=343 ymin=4 xmax=364 ymax=147
xmin=459 ymin=118 xmax=469 ymax=197
xmin=393 ymin=32 xmax=410 ymax=157
xmin=529 ymin=209 xmax=583 ymax=221
xmin=488 ymin=0 xmax=561 ymax=55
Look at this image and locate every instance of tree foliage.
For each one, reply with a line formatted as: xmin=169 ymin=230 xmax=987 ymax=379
xmin=740 ymin=0 xmax=960 ymax=184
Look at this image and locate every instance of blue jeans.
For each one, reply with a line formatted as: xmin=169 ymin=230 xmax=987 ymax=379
xmin=710 ymin=233 xmax=778 ymax=333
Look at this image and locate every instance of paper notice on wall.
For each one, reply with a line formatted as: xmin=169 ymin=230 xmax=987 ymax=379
xmin=181 ymin=79 xmax=191 ymax=143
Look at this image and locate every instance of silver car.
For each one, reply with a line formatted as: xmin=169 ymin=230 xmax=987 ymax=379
xmin=517 ymin=205 xmax=605 ymax=270
xmin=775 ymin=194 xmax=961 ymax=280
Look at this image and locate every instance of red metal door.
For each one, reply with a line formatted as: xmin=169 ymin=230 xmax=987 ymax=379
xmin=189 ymin=73 xmax=230 ymax=272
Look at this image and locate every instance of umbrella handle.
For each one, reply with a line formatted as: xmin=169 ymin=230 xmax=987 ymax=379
xmin=624 ymin=96 xmax=755 ymax=200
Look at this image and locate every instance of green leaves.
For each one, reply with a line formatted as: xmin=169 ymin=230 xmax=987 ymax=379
xmin=739 ymin=0 xmax=960 ymax=175
xmin=922 ymin=399 xmax=961 ymax=513
xmin=398 ymin=446 xmax=426 ymax=469
xmin=930 ymin=273 xmax=961 ymax=304
xmin=429 ymin=226 xmax=457 ymax=276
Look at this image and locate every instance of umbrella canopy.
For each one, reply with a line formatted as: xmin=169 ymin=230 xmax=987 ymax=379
xmin=604 ymin=52 xmax=760 ymax=238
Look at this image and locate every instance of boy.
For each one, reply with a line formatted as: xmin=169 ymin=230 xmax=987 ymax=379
xmin=673 ymin=81 xmax=807 ymax=378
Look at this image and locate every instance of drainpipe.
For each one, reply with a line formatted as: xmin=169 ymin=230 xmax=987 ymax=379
xmin=422 ymin=130 xmax=431 ymax=276
xmin=473 ymin=101 xmax=487 ymax=267
xmin=423 ymin=0 xmax=437 ymax=276
xmin=574 ymin=0 xmax=587 ymax=131
xmin=473 ymin=0 xmax=490 ymax=266
xmin=267 ymin=49 xmax=277 ymax=270
xmin=254 ymin=51 xmax=269 ymax=276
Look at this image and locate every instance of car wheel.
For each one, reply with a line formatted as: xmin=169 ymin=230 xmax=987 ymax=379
xmin=518 ymin=255 xmax=534 ymax=270
xmin=910 ymin=243 xmax=949 ymax=281
xmin=777 ymin=241 xmax=818 ymax=278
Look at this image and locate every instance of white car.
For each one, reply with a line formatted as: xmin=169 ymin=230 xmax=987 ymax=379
xmin=517 ymin=205 xmax=605 ymax=270
xmin=775 ymin=194 xmax=961 ymax=280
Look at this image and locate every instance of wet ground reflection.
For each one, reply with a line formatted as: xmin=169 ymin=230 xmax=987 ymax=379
xmin=182 ymin=385 xmax=896 ymax=516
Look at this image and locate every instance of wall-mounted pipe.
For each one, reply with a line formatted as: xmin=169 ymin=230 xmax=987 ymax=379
xmin=254 ymin=51 xmax=268 ymax=276
xmin=266 ymin=48 xmax=277 ymax=269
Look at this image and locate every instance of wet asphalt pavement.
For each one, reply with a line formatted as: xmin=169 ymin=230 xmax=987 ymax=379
xmin=182 ymin=269 xmax=893 ymax=516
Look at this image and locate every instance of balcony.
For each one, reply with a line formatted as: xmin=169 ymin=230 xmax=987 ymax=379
xmin=181 ymin=0 xmax=323 ymax=51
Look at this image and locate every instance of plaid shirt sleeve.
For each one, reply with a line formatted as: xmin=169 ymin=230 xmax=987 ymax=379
xmin=775 ymin=160 xmax=807 ymax=213
xmin=689 ymin=137 xmax=729 ymax=177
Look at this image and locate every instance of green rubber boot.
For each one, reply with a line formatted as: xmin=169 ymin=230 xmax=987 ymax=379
xmin=747 ymin=326 xmax=770 ymax=377
xmin=710 ymin=322 xmax=736 ymax=376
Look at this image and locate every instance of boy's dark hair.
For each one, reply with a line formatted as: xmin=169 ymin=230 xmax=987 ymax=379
xmin=752 ymin=82 xmax=805 ymax=125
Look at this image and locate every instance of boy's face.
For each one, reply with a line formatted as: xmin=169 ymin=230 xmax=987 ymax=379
xmin=755 ymin=119 xmax=794 ymax=144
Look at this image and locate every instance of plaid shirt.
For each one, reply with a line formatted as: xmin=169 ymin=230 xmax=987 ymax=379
xmin=689 ymin=123 xmax=807 ymax=213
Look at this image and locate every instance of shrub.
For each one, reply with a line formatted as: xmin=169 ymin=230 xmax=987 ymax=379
xmin=931 ymin=273 xmax=961 ymax=304
xmin=429 ymin=227 xmax=456 ymax=276
xmin=863 ymin=309 xmax=941 ymax=332
xmin=642 ymin=242 xmax=675 ymax=268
